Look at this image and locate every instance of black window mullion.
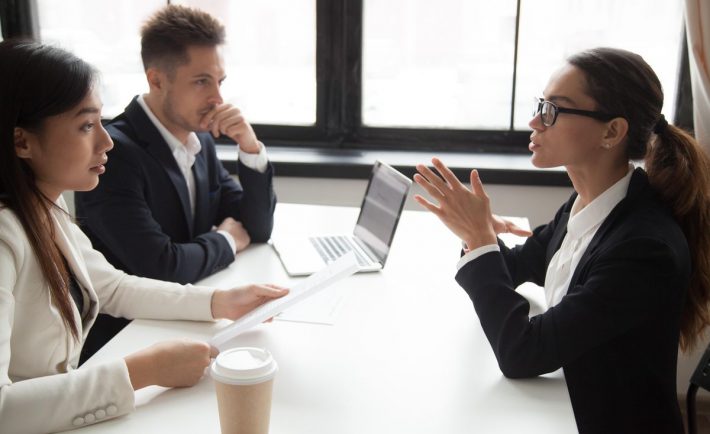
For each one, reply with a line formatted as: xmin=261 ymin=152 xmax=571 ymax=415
xmin=674 ymin=24 xmax=694 ymax=133
xmin=0 ymin=0 xmax=38 ymax=39
xmin=509 ymin=0 xmax=522 ymax=130
xmin=343 ymin=0 xmax=363 ymax=145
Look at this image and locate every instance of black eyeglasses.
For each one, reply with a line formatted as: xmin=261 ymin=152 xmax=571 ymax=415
xmin=532 ymin=97 xmax=619 ymax=127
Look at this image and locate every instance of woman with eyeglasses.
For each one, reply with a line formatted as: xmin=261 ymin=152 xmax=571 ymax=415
xmin=414 ymin=47 xmax=710 ymax=433
xmin=0 ymin=39 xmax=288 ymax=434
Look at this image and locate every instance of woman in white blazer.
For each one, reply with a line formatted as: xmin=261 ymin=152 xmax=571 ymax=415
xmin=0 ymin=40 xmax=289 ymax=434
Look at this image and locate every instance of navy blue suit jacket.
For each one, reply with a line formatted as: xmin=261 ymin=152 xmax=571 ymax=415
xmin=76 ymin=96 xmax=276 ymax=285
xmin=455 ymin=168 xmax=689 ymax=433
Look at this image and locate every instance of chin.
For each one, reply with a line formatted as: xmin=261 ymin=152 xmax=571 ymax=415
xmin=530 ymin=151 xmax=563 ymax=169
xmin=77 ymin=179 xmax=100 ymax=192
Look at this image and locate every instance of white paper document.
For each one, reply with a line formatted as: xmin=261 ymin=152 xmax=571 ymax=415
xmin=275 ymin=284 xmax=347 ymax=325
xmin=211 ymin=252 xmax=359 ymax=349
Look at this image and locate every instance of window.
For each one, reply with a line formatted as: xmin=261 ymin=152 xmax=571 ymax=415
xmin=36 ymin=0 xmax=165 ymax=116
xmin=26 ymin=0 xmax=687 ymax=152
xmin=362 ymin=0 xmax=518 ymax=129
xmin=36 ymin=0 xmax=316 ymax=125
xmin=513 ymin=0 xmax=684 ymax=129
xmin=173 ymin=0 xmax=316 ymax=126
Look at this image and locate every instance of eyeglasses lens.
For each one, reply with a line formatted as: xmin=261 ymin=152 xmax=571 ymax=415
xmin=540 ymin=101 xmax=555 ymax=126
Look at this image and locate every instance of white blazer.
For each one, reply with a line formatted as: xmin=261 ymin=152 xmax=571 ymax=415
xmin=0 ymin=197 xmax=215 ymax=434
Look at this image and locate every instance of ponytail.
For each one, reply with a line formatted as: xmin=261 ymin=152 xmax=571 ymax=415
xmin=568 ymin=47 xmax=710 ymax=351
xmin=646 ymin=125 xmax=710 ymax=351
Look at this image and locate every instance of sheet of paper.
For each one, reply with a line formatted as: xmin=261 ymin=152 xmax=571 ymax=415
xmin=275 ymin=283 xmax=347 ymax=325
xmin=211 ymin=252 xmax=359 ymax=349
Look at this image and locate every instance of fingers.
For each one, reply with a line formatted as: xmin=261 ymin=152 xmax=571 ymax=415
xmin=416 ymin=158 xmax=473 ymax=200
xmin=211 ymin=105 xmax=235 ymax=138
xmin=214 ymin=110 xmax=244 ymax=138
xmin=507 ymin=223 xmax=533 ymax=237
xmin=199 ymin=106 xmax=217 ymax=130
xmin=415 ymin=164 xmax=449 ymax=197
xmin=431 ymin=157 xmax=463 ymax=190
xmin=198 ymin=104 xmax=243 ymax=138
xmin=413 ymin=173 xmax=445 ymax=202
xmin=413 ymin=194 xmax=441 ymax=215
xmin=253 ymin=284 xmax=290 ymax=299
xmin=469 ymin=169 xmax=488 ymax=199
xmin=209 ymin=344 xmax=220 ymax=359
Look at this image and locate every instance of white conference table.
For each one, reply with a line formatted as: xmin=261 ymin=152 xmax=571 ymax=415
xmin=69 ymin=203 xmax=576 ymax=433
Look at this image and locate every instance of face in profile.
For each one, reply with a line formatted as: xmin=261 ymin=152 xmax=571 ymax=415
xmin=528 ymin=64 xmax=611 ymax=171
xmin=14 ymin=87 xmax=114 ymax=200
xmin=159 ymin=45 xmax=227 ymax=137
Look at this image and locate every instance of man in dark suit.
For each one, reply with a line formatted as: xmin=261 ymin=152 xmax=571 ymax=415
xmin=75 ymin=5 xmax=276 ymax=359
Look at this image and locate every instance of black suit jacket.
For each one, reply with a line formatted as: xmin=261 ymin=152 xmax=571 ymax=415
xmin=76 ymin=96 xmax=276 ymax=284
xmin=455 ymin=168 xmax=689 ymax=434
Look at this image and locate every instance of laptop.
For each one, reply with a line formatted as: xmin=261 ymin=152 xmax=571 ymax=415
xmin=272 ymin=161 xmax=412 ymax=276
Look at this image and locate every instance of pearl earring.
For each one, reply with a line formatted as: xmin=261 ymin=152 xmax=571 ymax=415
xmin=603 ymin=143 xmax=611 ymax=149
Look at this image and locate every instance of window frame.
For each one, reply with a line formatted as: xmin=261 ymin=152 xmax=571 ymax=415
xmin=3 ymin=0 xmax=693 ymax=156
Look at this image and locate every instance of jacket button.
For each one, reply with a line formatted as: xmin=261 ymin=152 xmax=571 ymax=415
xmin=72 ymin=417 xmax=85 ymax=426
xmin=95 ymin=409 xmax=106 ymax=419
xmin=85 ymin=413 xmax=96 ymax=423
xmin=106 ymin=405 xmax=118 ymax=416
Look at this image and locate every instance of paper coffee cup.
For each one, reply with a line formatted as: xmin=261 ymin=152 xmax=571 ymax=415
xmin=211 ymin=347 xmax=278 ymax=434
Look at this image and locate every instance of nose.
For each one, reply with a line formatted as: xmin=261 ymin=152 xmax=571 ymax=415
xmin=97 ymin=123 xmax=114 ymax=154
xmin=529 ymin=113 xmax=545 ymax=132
xmin=208 ymin=82 xmax=224 ymax=106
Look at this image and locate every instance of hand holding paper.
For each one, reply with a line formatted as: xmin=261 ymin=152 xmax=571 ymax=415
xmin=211 ymin=252 xmax=360 ymax=349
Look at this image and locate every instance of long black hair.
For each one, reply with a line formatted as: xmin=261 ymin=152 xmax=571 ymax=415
xmin=0 ymin=39 xmax=97 ymax=340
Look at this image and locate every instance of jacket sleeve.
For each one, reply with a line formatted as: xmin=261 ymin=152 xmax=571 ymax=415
xmin=217 ymin=158 xmax=276 ymax=244
xmin=455 ymin=236 xmax=682 ymax=379
xmin=497 ymin=200 xmax=568 ymax=287
xmin=76 ymin=137 xmax=236 ymax=284
xmin=0 ymin=235 xmax=134 ymax=433
xmin=69 ymin=218 xmax=216 ymax=321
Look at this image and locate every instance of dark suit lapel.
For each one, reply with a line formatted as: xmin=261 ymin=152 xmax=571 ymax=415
xmin=192 ymin=146 xmax=209 ymax=233
xmin=547 ymin=210 xmax=570 ymax=267
xmin=566 ymin=168 xmax=649 ymax=289
xmin=124 ymin=97 xmax=194 ymax=236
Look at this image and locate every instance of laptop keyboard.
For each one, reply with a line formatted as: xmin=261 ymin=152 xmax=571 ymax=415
xmin=310 ymin=236 xmax=372 ymax=267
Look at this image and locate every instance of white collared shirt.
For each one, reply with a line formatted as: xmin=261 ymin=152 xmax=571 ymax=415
xmin=543 ymin=165 xmax=634 ymax=307
xmin=136 ymin=95 xmax=269 ymax=254
xmin=457 ymin=165 xmax=635 ymax=309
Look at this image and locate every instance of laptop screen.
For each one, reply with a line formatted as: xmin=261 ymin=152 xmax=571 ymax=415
xmin=353 ymin=161 xmax=412 ymax=261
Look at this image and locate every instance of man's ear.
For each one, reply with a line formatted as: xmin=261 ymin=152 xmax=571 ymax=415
xmin=14 ymin=127 xmax=34 ymax=159
xmin=146 ymin=67 xmax=165 ymax=92
xmin=603 ymin=117 xmax=629 ymax=148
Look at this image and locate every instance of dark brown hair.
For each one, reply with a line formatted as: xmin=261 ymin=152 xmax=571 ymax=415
xmin=0 ymin=39 xmax=96 ymax=340
xmin=568 ymin=47 xmax=710 ymax=351
xmin=140 ymin=4 xmax=226 ymax=73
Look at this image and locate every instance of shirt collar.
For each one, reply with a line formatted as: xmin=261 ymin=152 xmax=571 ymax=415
xmin=567 ymin=164 xmax=634 ymax=239
xmin=136 ymin=94 xmax=201 ymax=158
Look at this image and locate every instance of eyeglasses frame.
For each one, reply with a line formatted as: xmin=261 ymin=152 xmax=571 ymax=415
xmin=533 ymin=97 xmax=620 ymax=127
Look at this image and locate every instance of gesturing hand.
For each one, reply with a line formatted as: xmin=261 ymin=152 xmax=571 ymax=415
xmin=413 ymin=157 xmax=498 ymax=251
xmin=491 ymin=214 xmax=533 ymax=238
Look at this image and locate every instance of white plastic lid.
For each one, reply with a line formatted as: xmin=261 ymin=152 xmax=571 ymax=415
xmin=211 ymin=347 xmax=278 ymax=385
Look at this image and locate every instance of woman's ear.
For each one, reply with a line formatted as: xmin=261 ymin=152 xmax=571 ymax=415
xmin=603 ymin=117 xmax=629 ymax=148
xmin=14 ymin=127 xmax=34 ymax=159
